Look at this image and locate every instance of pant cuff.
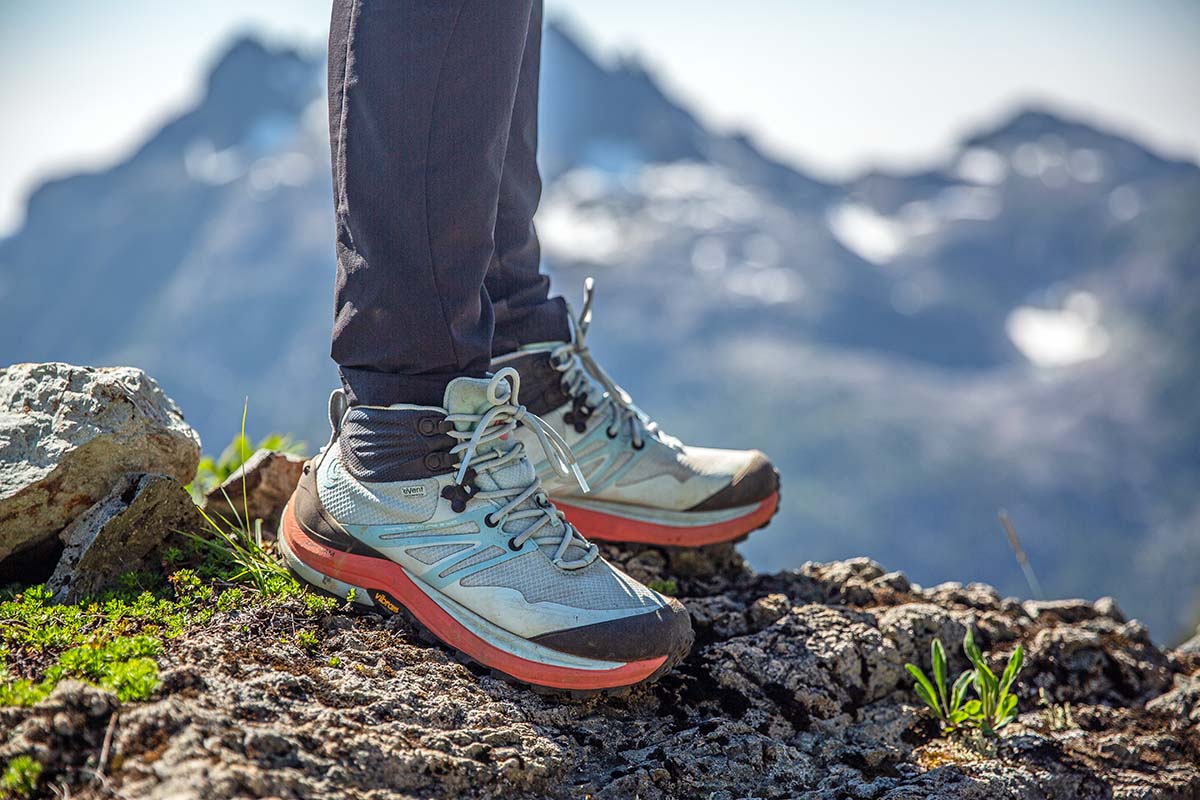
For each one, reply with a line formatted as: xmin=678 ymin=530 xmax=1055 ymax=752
xmin=339 ymin=366 xmax=485 ymax=408
xmin=492 ymin=295 xmax=571 ymax=357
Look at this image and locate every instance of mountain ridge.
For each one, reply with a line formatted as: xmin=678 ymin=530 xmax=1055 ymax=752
xmin=0 ymin=29 xmax=1196 ymax=642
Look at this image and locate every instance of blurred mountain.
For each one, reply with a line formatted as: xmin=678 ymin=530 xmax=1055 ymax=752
xmin=1 ymin=26 xmax=1197 ymax=641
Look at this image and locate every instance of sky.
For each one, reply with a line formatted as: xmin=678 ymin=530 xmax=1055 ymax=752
xmin=0 ymin=0 xmax=1197 ymax=236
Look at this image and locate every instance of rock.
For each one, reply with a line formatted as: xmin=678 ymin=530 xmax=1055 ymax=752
xmin=1092 ymin=596 xmax=1126 ymax=623
xmin=925 ymin=581 xmax=1005 ymax=612
xmin=877 ymin=603 xmax=969 ymax=674
xmin=0 ymin=363 xmax=201 ymax=575
xmin=1 ymin=558 xmax=1197 ymax=799
xmin=0 ymin=681 xmax=117 ymax=783
xmin=1144 ymin=673 xmax=1200 ymax=723
xmin=685 ymin=595 xmax=750 ymax=640
xmin=1024 ymin=598 xmax=1117 ymax=624
xmin=1175 ymin=625 xmax=1200 ymax=656
xmin=202 ymin=449 xmax=306 ymax=529
xmin=46 ymin=473 xmax=205 ymax=602
xmin=698 ymin=603 xmax=906 ymax=734
xmin=1024 ymin=619 xmax=1173 ymax=705
xmin=748 ymin=592 xmax=791 ymax=629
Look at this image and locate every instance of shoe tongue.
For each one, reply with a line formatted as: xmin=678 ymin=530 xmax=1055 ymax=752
xmin=441 ymin=374 xmax=587 ymax=562
xmin=442 ymin=376 xmax=499 ymax=430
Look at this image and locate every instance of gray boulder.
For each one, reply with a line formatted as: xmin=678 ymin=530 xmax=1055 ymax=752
xmin=47 ymin=473 xmax=205 ymax=602
xmin=0 ymin=363 xmax=201 ymax=571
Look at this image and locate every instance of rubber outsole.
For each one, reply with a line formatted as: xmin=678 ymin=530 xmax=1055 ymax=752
xmin=555 ymin=487 xmax=780 ymax=547
xmin=279 ymin=504 xmax=692 ymax=694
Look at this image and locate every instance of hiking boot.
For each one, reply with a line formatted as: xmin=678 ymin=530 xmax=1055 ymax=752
xmin=279 ymin=369 xmax=692 ymax=691
xmin=492 ymin=279 xmax=780 ymax=547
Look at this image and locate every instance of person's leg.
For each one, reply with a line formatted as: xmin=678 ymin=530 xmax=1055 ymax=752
xmin=307 ymin=1 xmax=694 ymax=693
xmin=328 ymin=0 xmax=534 ymax=406
xmin=485 ymin=0 xmax=572 ymax=357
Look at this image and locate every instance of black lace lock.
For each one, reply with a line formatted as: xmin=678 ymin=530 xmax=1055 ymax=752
xmin=562 ymin=394 xmax=592 ymax=434
xmin=439 ymin=467 xmax=478 ymax=513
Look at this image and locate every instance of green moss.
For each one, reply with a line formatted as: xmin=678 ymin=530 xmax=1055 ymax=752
xmin=295 ymin=630 xmax=320 ymax=651
xmin=0 ymin=755 xmax=42 ymax=799
xmin=1 ymin=419 xmax=314 ymax=710
xmin=0 ymin=561 xmax=305 ymax=707
xmin=303 ymin=594 xmax=337 ymax=617
xmin=646 ymin=578 xmax=678 ymax=597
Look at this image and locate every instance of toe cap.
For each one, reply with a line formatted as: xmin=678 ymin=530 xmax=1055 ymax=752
xmin=687 ymin=450 xmax=779 ymax=511
xmin=529 ymin=598 xmax=693 ymax=663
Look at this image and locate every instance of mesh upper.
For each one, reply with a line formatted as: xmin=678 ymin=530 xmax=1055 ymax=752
xmin=379 ymin=521 xmax=480 ymax=540
xmin=406 ymin=543 xmax=472 ymax=565
xmin=438 ymin=545 xmax=505 ymax=578
xmin=614 ymin=443 xmax=745 ymax=488
xmin=318 ymin=446 xmax=439 ymax=524
xmin=460 ymin=552 xmax=661 ymax=611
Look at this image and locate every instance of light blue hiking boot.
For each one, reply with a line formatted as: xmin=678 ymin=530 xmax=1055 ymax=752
xmin=279 ymin=369 xmax=692 ymax=691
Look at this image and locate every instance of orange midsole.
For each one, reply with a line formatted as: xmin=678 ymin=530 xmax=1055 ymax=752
xmin=281 ymin=507 xmax=666 ymax=690
xmin=555 ymin=492 xmax=779 ymax=547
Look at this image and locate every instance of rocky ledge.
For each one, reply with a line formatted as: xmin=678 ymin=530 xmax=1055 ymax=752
xmin=2 ymin=547 xmax=1197 ymax=800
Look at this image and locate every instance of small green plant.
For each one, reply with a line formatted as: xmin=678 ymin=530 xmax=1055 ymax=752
xmin=185 ymin=511 xmax=297 ymax=599
xmin=646 ymin=578 xmax=678 ymax=596
xmin=182 ymin=402 xmax=301 ymax=599
xmin=905 ymin=639 xmax=974 ymax=732
xmin=906 ymin=629 xmax=1024 ymax=738
xmin=44 ymin=635 xmax=161 ymax=702
xmin=162 ymin=545 xmax=185 ymax=567
xmin=1 ymin=755 xmax=42 ymax=799
xmin=294 ymin=630 xmax=319 ymax=651
xmin=962 ymin=628 xmax=1023 ymax=735
xmin=303 ymin=594 xmax=337 ymax=617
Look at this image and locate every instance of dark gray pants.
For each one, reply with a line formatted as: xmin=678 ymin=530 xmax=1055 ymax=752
xmin=328 ymin=0 xmax=569 ymax=407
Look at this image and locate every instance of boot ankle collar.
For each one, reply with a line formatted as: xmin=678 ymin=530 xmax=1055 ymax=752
xmin=339 ymin=405 xmax=456 ymax=483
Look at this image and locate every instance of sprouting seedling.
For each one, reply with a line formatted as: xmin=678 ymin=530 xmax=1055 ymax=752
xmin=906 ymin=638 xmax=974 ymax=732
xmin=906 ymin=629 xmax=1024 ymax=737
xmin=962 ymin=627 xmax=1023 ymax=735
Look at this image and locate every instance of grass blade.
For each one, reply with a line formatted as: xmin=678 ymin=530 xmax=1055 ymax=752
xmin=932 ymin=639 xmax=949 ymax=715
xmin=1000 ymin=645 xmax=1024 ymax=696
xmin=905 ymin=664 xmax=943 ymax=718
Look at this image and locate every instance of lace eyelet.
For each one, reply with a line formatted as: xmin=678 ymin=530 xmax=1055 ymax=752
xmin=606 ymin=429 xmax=617 ymax=439
xmin=507 ymin=536 xmax=522 ymax=552
xmin=484 ymin=513 xmax=498 ymax=528
xmin=632 ymin=440 xmax=645 ymax=451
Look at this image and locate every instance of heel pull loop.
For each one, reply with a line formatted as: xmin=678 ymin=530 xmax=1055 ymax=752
xmin=318 ymin=389 xmax=351 ymax=464
xmin=328 ymin=389 xmax=350 ymax=437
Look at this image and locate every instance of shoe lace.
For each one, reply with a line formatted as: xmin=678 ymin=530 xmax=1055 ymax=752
xmin=550 ymin=277 xmax=680 ymax=451
xmin=443 ymin=368 xmax=598 ymax=570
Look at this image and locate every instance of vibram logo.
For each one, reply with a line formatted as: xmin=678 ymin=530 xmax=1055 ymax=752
xmin=374 ymin=592 xmax=400 ymax=613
